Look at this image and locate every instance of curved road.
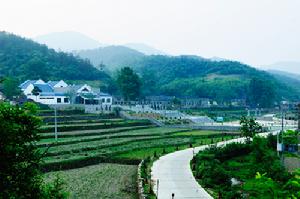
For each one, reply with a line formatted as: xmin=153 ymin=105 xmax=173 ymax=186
xmin=151 ymin=137 xmax=246 ymax=199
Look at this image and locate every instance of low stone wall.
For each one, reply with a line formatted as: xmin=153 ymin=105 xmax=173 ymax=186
xmin=168 ymin=124 xmax=241 ymax=131
xmin=48 ymin=104 xmax=85 ymax=110
xmin=120 ymin=111 xmax=164 ymax=127
xmin=137 ymin=160 xmax=146 ymax=199
xmin=168 ymin=124 xmax=269 ymax=132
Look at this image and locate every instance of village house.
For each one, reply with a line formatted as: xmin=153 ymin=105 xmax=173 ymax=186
xmin=19 ymin=79 xmax=70 ymax=105
xmin=19 ymin=80 xmax=113 ymax=108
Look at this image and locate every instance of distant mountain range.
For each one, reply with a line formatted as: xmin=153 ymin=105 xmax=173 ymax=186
xmin=34 ymin=31 xmax=105 ymax=52
xmin=123 ymin=43 xmax=166 ymax=55
xmin=267 ymin=70 xmax=300 ymax=94
xmin=34 ymin=31 xmax=300 ymax=76
xmin=262 ymin=61 xmax=300 ymax=75
xmin=1 ymin=30 xmax=297 ymax=104
xmin=268 ymin=70 xmax=300 ymax=81
xmin=33 ymin=31 xmax=165 ymax=56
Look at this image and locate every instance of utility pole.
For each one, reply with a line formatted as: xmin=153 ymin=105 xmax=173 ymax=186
xmin=277 ymin=103 xmax=285 ymax=157
xmin=156 ymin=179 xmax=159 ymax=199
xmin=54 ymin=105 xmax=58 ymax=141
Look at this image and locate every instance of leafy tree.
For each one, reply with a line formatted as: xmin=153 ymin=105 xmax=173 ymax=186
xmin=117 ymin=67 xmax=141 ymax=101
xmin=240 ymin=116 xmax=262 ymax=143
xmin=32 ymin=86 xmax=42 ymax=101
xmin=0 ymin=102 xmax=43 ymax=198
xmin=1 ymin=77 xmax=21 ymax=100
xmin=171 ymin=97 xmax=181 ymax=109
xmin=247 ymin=78 xmax=275 ymax=108
xmin=0 ymin=102 xmax=67 ymax=198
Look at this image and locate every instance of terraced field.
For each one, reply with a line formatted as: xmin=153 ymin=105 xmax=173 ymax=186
xmin=39 ymin=109 xmax=239 ymax=198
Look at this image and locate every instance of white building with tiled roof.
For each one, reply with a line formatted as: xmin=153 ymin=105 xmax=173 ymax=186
xmin=19 ymin=80 xmax=112 ymax=107
xmin=19 ymin=79 xmax=70 ymax=105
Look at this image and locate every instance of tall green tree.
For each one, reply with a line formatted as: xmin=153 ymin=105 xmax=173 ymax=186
xmin=1 ymin=77 xmax=21 ymax=100
xmin=0 ymin=103 xmax=43 ymax=198
xmin=240 ymin=116 xmax=262 ymax=143
xmin=117 ymin=67 xmax=141 ymax=101
xmin=247 ymin=78 xmax=275 ymax=108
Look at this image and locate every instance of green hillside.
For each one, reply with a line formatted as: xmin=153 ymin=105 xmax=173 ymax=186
xmin=0 ymin=31 xmax=109 ymax=81
xmin=268 ymin=70 xmax=300 ymax=94
xmin=135 ymin=55 xmax=300 ymax=104
xmin=74 ymin=45 xmax=300 ymax=105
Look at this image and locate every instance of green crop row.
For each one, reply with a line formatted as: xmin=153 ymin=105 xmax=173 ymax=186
xmin=38 ymin=127 xmax=186 ymax=147
xmin=45 ymin=118 xmax=124 ymax=126
xmin=40 ymin=120 xmax=152 ymax=133
xmin=39 ymin=125 xmax=155 ymax=139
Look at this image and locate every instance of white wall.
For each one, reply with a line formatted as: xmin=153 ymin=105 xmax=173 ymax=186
xmin=23 ymin=84 xmax=34 ymax=95
xmin=27 ymin=95 xmax=70 ymax=105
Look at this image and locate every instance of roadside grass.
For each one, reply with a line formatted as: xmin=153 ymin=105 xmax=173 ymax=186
xmin=44 ymin=163 xmax=138 ymax=199
xmin=116 ymin=136 xmax=234 ymax=160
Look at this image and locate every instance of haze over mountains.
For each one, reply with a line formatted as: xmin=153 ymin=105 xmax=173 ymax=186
xmin=30 ymin=31 xmax=300 ymax=101
xmin=34 ymin=31 xmax=104 ymax=52
xmin=34 ymin=31 xmax=165 ymax=55
xmin=74 ymin=46 xmax=145 ymax=71
xmin=262 ymin=61 xmax=300 ymax=75
xmin=34 ymin=31 xmax=300 ymax=75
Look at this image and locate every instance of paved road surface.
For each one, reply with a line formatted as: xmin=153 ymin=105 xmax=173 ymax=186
xmin=151 ymin=137 xmax=247 ymax=199
xmin=151 ymin=130 xmax=284 ymax=199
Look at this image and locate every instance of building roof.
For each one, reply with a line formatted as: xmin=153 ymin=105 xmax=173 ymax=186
xmin=34 ymin=84 xmax=54 ymax=93
xmin=47 ymin=81 xmax=60 ymax=88
xmin=19 ymin=80 xmax=36 ymax=90
xmin=19 ymin=79 xmax=46 ymax=90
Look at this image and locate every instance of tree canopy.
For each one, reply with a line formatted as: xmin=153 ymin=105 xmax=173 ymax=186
xmin=117 ymin=67 xmax=141 ymax=101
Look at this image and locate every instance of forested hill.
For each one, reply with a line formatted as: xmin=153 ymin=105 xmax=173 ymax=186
xmin=74 ymin=46 xmax=145 ymax=72
xmin=0 ymin=31 xmax=109 ymax=81
xmin=136 ymin=55 xmax=300 ymax=105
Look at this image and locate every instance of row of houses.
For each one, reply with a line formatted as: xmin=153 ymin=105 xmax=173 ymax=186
xmin=18 ymin=79 xmax=248 ymax=110
xmin=19 ymin=79 xmax=113 ymax=106
xmin=114 ymin=95 xmax=246 ymax=110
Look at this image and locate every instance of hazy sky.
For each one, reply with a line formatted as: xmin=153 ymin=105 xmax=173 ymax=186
xmin=1 ymin=0 xmax=300 ymax=67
